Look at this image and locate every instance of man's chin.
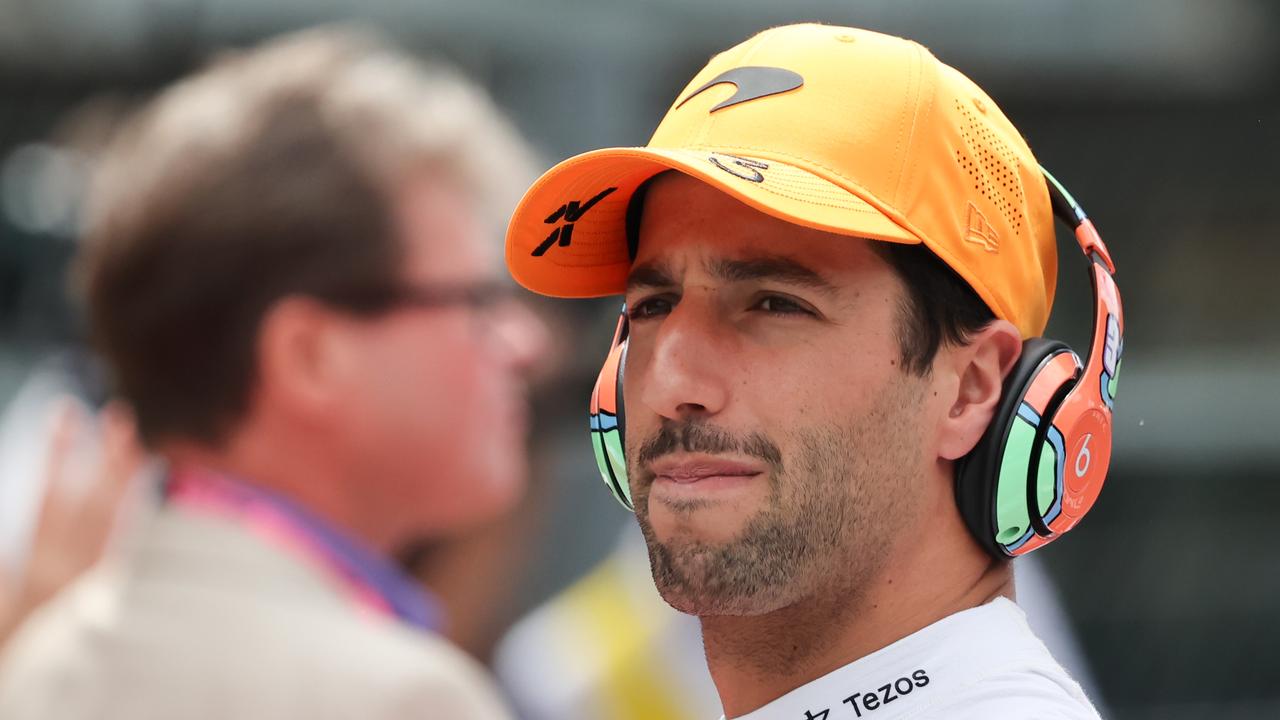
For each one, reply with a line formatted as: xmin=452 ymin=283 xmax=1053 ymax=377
xmin=643 ymin=537 xmax=796 ymax=618
xmin=646 ymin=497 xmax=755 ymax=548
xmin=654 ymin=584 xmax=767 ymax=617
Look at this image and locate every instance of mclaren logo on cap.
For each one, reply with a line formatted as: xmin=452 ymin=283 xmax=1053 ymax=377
xmin=676 ymin=66 xmax=804 ymax=113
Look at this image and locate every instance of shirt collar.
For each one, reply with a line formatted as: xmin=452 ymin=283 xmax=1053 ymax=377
xmin=728 ymin=599 xmax=1047 ymax=720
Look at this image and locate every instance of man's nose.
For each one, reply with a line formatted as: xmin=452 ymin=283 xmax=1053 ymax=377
xmin=635 ymin=295 xmax=730 ymax=423
xmin=491 ymin=299 xmax=551 ymax=375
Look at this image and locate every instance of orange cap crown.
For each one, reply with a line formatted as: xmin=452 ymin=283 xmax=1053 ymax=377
xmin=506 ymin=23 xmax=1056 ymax=338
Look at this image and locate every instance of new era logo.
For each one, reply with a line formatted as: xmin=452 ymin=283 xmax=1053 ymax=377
xmin=964 ymin=202 xmax=999 ymax=253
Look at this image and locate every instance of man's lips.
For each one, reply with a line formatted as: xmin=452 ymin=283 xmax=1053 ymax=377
xmin=648 ymin=456 xmax=764 ymax=485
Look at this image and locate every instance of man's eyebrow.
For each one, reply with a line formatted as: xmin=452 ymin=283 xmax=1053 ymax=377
xmin=707 ymin=255 xmax=838 ymax=294
xmin=626 ymin=261 xmax=677 ymax=293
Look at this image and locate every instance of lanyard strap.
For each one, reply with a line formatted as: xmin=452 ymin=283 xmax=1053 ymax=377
xmin=166 ymin=469 xmax=424 ymax=626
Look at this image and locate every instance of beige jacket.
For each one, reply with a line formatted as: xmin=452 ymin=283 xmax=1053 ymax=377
xmin=0 ymin=506 xmax=512 ymax=719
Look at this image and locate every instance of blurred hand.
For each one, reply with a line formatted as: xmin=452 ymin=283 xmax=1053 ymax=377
xmin=0 ymin=400 xmax=145 ymax=647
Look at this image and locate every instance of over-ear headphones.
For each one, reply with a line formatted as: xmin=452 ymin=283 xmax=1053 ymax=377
xmin=587 ymin=168 xmax=1124 ymax=558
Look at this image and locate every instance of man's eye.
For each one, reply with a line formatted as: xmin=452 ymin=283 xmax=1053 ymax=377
xmin=752 ymin=294 xmax=813 ymax=316
xmin=628 ymin=296 xmax=675 ymax=321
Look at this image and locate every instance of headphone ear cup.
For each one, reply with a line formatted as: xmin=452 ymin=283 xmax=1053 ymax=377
xmin=589 ymin=314 xmax=633 ymax=510
xmin=614 ymin=339 xmax=627 ymax=460
xmin=957 ymin=338 xmax=1075 ymax=557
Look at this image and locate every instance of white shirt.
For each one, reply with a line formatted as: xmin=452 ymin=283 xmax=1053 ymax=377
xmin=728 ymin=598 xmax=1101 ymax=720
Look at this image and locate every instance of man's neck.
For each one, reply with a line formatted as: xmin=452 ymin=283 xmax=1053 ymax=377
xmin=702 ymin=539 xmax=1012 ymax=718
xmin=161 ymin=422 xmax=398 ymax=554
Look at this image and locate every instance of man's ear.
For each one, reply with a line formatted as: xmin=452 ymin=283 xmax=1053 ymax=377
xmin=936 ymin=319 xmax=1022 ymax=461
xmin=256 ymin=296 xmax=346 ymax=418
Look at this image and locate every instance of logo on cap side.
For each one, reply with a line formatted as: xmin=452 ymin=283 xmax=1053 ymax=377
xmin=531 ymin=187 xmax=617 ymax=257
xmin=708 ymin=153 xmax=769 ymax=183
xmin=964 ymin=202 xmax=1000 ymax=253
xmin=676 ymin=66 xmax=804 ymax=113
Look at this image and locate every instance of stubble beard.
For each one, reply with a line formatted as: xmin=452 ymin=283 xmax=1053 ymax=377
xmin=630 ymin=384 xmax=925 ymax=619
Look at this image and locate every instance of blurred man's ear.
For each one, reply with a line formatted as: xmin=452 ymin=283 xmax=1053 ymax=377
xmin=256 ymin=297 xmax=349 ymax=418
xmin=935 ymin=319 xmax=1022 ymax=461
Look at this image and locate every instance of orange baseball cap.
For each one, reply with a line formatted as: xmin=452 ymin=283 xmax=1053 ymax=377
xmin=505 ymin=23 xmax=1056 ymax=338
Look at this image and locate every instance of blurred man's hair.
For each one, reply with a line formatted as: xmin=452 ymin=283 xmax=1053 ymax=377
xmin=77 ymin=26 xmax=532 ymax=447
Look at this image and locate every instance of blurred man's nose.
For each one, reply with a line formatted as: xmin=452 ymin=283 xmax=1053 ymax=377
xmin=492 ymin=300 xmax=551 ymax=375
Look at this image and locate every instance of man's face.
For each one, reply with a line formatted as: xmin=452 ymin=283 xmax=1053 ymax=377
xmin=624 ymin=173 xmax=934 ymax=617
xmin=339 ymin=174 xmax=547 ymax=542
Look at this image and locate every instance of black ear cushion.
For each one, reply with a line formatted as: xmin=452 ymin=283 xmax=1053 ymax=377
xmin=955 ymin=337 xmax=1072 ymax=558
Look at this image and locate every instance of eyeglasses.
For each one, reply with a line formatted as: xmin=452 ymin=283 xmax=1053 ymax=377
xmin=334 ymin=279 xmax=543 ymax=361
xmin=339 ymin=279 xmax=518 ymax=316
xmin=383 ymin=280 xmax=517 ymax=313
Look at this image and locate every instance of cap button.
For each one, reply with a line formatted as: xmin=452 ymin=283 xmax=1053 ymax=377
xmin=972 ymin=97 xmax=988 ymax=114
xmin=835 ymin=33 xmax=857 ymax=43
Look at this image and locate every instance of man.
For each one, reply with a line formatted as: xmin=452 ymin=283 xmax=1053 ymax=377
xmin=0 ymin=28 xmax=544 ymax=719
xmin=493 ymin=528 xmax=1102 ymax=720
xmin=505 ymin=24 xmax=1107 ymax=719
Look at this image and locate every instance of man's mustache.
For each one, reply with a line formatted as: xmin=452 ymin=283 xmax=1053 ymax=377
xmin=634 ymin=420 xmax=783 ymax=471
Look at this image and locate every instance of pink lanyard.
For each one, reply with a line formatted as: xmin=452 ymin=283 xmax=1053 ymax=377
xmin=167 ymin=468 xmax=396 ymax=621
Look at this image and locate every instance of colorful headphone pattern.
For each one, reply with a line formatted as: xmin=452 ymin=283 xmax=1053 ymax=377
xmin=588 ymin=167 xmax=1124 ymax=558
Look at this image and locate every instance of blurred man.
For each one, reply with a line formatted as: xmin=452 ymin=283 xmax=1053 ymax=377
xmin=505 ymin=24 xmax=1117 ymax=719
xmin=0 ymin=27 xmax=543 ymax=719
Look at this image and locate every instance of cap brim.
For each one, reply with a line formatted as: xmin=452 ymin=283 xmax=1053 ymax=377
xmin=505 ymin=147 xmax=921 ymax=298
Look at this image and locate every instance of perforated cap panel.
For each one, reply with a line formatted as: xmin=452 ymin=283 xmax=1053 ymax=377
xmin=954 ymin=99 xmax=1027 ymax=238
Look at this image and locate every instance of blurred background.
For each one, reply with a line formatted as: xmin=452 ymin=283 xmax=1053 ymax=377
xmin=1 ymin=1 xmax=1277 ymax=718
